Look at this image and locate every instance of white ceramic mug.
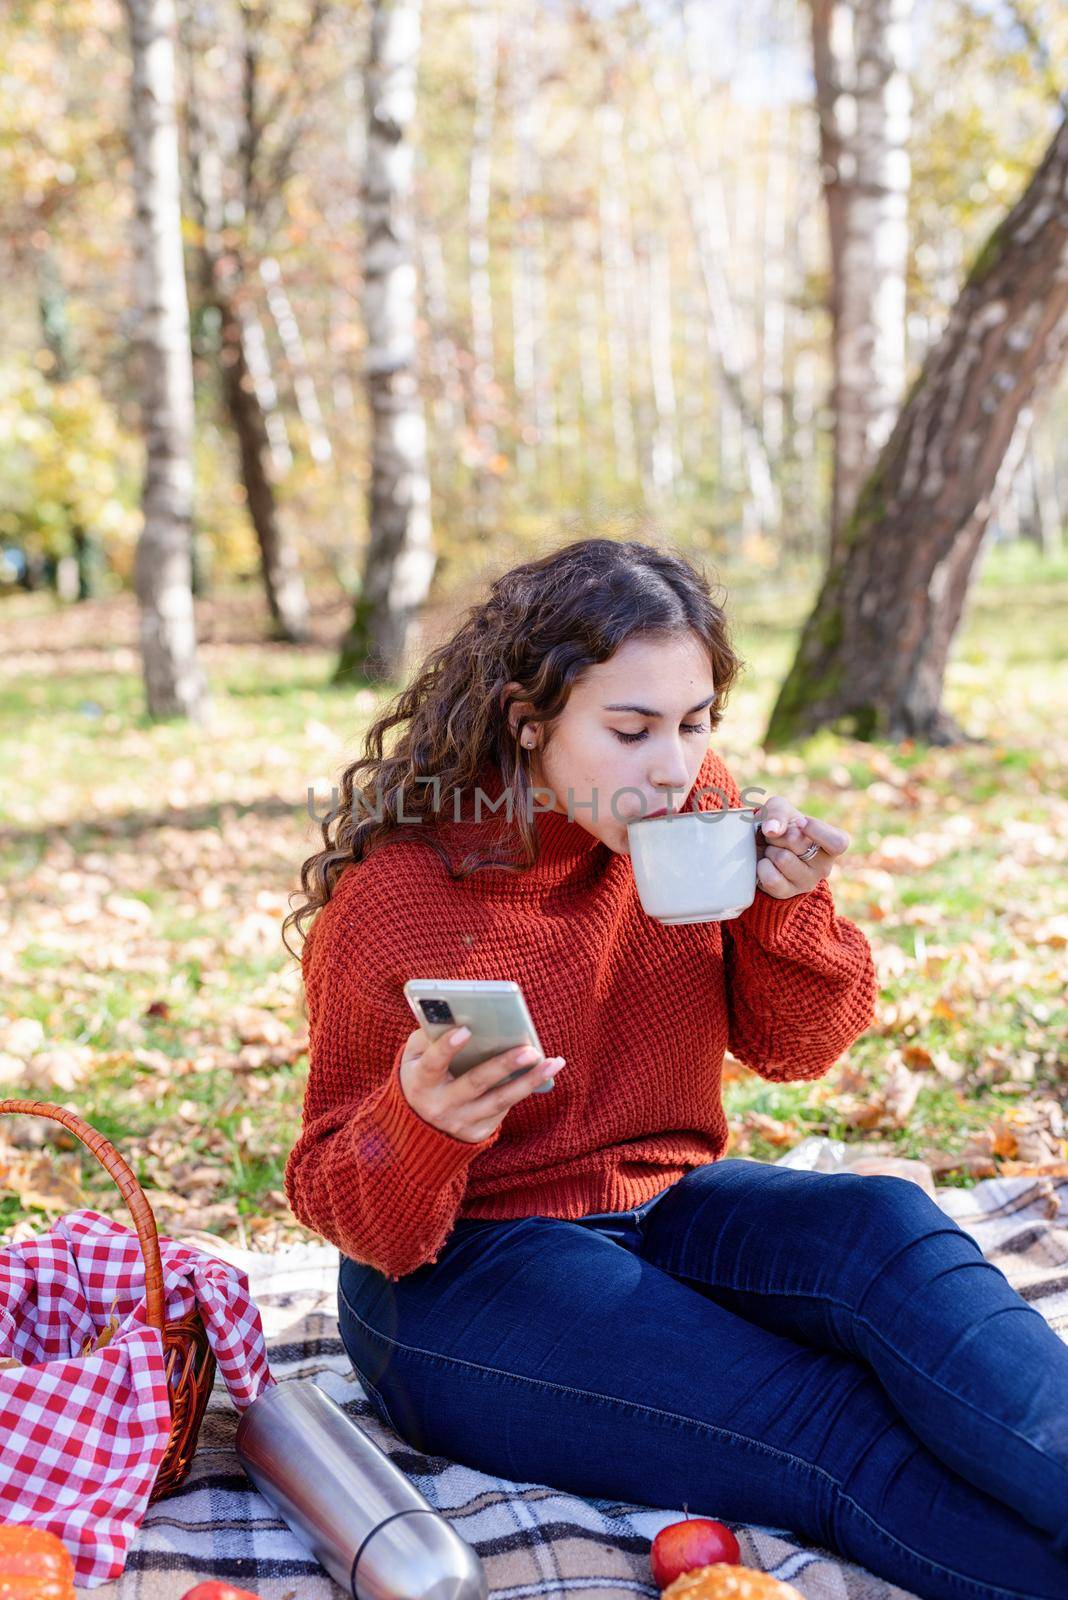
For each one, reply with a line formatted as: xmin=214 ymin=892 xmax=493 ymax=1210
xmin=626 ymin=807 xmax=759 ymax=924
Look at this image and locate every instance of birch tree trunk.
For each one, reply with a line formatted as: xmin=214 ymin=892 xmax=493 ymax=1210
xmin=1031 ymin=429 xmax=1064 ymax=551
xmin=598 ymin=98 xmax=639 ymax=488
xmin=468 ymin=0 xmax=499 ymax=529
xmin=37 ymin=247 xmax=106 ymax=601
xmin=811 ymin=0 xmax=913 ymax=563
xmin=650 ymin=44 xmax=781 ymax=539
xmin=236 ymin=306 xmax=293 ymax=477
xmin=417 ymin=223 xmax=465 ymax=451
xmin=336 ymin=0 xmax=435 ymax=685
xmin=1004 ymin=424 xmax=1058 ymax=553
xmin=528 ymin=102 xmax=559 ymax=488
xmin=509 ymin=9 xmax=555 ymax=482
xmin=764 ymin=117 xmax=1068 ymax=750
xmin=761 ymin=106 xmax=789 ymax=466
xmin=122 ymin=0 xmax=207 ymax=722
xmin=260 ymin=256 xmax=333 ymax=465
xmin=783 ymin=102 xmax=826 ymax=554
xmin=509 ymin=49 xmax=534 ymax=480
xmin=647 ymin=224 xmax=679 ymax=499
xmin=575 ymin=218 xmax=605 ymax=494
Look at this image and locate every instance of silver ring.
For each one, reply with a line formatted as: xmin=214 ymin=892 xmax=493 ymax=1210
xmin=798 ymin=840 xmax=820 ymax=862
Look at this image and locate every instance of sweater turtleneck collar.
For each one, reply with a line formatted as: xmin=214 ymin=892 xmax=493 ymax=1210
xmin=439 ymin=759 xmax=609 ymax=887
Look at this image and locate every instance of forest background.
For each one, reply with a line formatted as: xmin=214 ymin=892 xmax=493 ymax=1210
xmin=0 ymin=0 xmax=1065 ymax=1247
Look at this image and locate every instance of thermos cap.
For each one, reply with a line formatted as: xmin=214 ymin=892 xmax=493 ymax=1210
xmin=359 ymin=1510 xmax=487 ymax=1600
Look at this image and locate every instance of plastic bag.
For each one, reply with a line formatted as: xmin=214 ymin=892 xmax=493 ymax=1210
xmin=775 ymin=1135 xmax=937 ymax=1195
xmin=773 ymin=1135 xmax=848 ymax=1172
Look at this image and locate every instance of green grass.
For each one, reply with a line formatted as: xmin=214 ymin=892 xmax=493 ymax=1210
xmin=0 ymin=540 xmax=1066 ymax=1245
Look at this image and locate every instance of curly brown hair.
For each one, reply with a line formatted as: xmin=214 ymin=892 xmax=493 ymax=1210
xmin=282 ymin=534 xmax=745 ymax=961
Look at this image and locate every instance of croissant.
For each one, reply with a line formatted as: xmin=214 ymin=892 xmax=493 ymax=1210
xmin=660 ymin=1563 xmax=805 ymax=1600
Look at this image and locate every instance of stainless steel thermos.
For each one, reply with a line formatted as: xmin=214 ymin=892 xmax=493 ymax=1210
xmin=234 ymin=1377 xmax=488 ymax=1600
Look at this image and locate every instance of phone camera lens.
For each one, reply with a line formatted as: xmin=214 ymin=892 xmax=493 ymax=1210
xmin=420 ymin=998 xmax=455 ymax=1025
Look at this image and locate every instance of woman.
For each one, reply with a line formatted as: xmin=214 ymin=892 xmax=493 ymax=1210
xmin=283 ymin=537 xmax=1068 ymax=1600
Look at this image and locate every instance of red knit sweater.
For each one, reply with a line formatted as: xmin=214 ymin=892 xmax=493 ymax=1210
xmin=284 ymin=747 xmax=878 ymax=1281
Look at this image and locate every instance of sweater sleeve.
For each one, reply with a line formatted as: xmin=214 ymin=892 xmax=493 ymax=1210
xmin=698 ymin=750 xmax=878 ymax=1082
xmin=283 ymin=873 xmax=502 ymax=1281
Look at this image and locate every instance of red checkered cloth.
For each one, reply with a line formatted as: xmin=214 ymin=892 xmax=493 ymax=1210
xmin=0 ymin=1208 xmax=277 ymax=1588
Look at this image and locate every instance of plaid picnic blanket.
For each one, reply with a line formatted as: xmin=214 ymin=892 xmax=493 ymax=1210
xmin=87 ymin=1173 xmax=1067 ymax=1600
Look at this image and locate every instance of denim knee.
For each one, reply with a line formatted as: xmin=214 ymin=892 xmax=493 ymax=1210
xmin=830 ymin=1171 xmax=944 ymax=1233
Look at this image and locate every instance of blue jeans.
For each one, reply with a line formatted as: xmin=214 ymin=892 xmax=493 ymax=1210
xmin=337 ymin=1158 xmax=1068 ymax=1600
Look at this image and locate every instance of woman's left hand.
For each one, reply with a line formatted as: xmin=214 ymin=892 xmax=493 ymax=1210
xmin=754 ymin=799 xmax=852 ymax=899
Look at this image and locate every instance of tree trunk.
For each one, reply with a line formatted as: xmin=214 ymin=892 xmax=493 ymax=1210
xmin=260 ymin=256 xmax=333 ymax=465
xmin=336 ymin=0 xmax=435 ymax=685
xmin=35 ymin=245 xmax=74 ymax=383
xmin=219 ymin=297 xmax=312 ymax=641
xmin=122 ymin=0 xmax=207 ymax=722
xmin=183 ymin=26 xmax=311 ymax=644
xmin=1032 ymin=428 xmax=1064 ymax=551
xmin=650 ymin=36 xmax=781 ymax=540
xmin=761 ymin=104 xmax=789 ymax=465
xmin=527 ymin=54 xmax=559 ymax=491
xmin=1006 ymin=419 xmax=1058 ymax=554
xmin=417 ymin=223 xmax=465 ymax=462
xmin=36 ymin=247 xmax=105 ymax=599
xmin=72 ymin=527 xmax=105 ymax=601
xmin=597 ymin=98 xmax=639 ymax=489
xmin=763 ymin=116 xmax=1068 ymax=750
xmin=468 ymin=0 xmax=499 ymax=531
xmin=647 ymin=223 xmax=679 ymax=499
xmin=236 ymin=303 xmax=294 ymax=477
xmin=575 ymin=219 xmax=605 ymax=496
xmin=509 ymin=9 xmax=553 ymax=483
xmin=811 ymin=0 xmax=913 ymax=564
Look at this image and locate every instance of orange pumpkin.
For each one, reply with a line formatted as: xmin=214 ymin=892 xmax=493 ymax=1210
xmin=0 ymin=1526 xmax=76 ymax=1599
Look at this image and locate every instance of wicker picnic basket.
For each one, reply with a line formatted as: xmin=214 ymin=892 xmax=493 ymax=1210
xmin=0 ymin=1098 xmax=217 ymax=1502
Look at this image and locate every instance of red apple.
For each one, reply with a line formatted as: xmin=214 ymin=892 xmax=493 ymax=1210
xmin=650 ymin=1514 xmax=741 ymax=1589
xmin=179 ymin=1585 xmax=264 ymax=1600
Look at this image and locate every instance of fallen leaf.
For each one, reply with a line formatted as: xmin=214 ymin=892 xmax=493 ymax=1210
xmin=0 ymin=1019 xmax=46 ymax=1058
xmin=742 ymin=1112 xmax=797 ymax=1146
xmin=4 ymin=1151 xmax=85 ymax=1212
xmin=82 ymin=1297 xmax=123 ymax=1356
xmin=998 ymin=1160 xmax=1068 ymax=1180
xmin=105 ymin=895 xmax=154 ymax=926
xmin=836 ymin=1056 xmax=925 ymax=1130
xmin=231 ymin=1005 xmax=290 ymax=1047
xmin=21 ymin=1046 xmax=93 ymax=1093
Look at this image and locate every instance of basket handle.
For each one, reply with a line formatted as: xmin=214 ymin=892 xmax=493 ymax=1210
xmin=0 ymin=1100 xmax=166 ymax=1331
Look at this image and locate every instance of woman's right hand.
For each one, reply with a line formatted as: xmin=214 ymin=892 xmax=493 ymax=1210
xmin=398 ymin=1025 xmax=566 ymax=1143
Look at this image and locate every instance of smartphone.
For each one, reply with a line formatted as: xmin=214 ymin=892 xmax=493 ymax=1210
xmin=402 ymin=979 xmax=554 ymax=1093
